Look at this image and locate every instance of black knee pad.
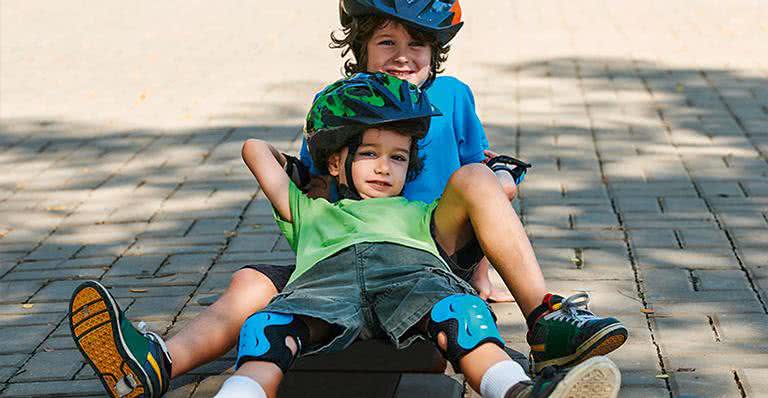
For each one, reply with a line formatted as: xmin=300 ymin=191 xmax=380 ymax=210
xmin=427 ymin=294 xmax=505 ymax=370
xmin=236 ymin=312 xmax=310 ymax=373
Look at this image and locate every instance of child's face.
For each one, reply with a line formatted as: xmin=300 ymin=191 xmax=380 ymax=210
xmin=366 ymin=21 xmax=432 ymax=87
xmin=328 ymin=128 xmax=412 ymax=199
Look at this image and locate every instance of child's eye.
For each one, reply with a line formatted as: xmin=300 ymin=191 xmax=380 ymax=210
xmin=410 ymin=41 xmax=426 ymax=47
xmin=378 ymin=40 xmax=395 ymax=46
xmin=358 ymin=151 xmax=376 ymax=158
xmin=392 ymin=155 xmax=408 ymax=162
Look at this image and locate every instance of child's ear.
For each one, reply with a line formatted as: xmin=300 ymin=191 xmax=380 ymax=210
xmin=327 ymin=152 xmax=341 ymax=177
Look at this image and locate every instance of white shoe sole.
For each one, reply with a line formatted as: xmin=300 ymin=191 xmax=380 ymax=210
xmin=548 ymin=356 xmax=621 ymax=398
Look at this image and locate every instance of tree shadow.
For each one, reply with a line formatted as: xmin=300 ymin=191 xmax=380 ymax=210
xmin=480 ymin=57 xmax=768 ymax=396
xmin=1 ymin=59 xmax=767 ymax=394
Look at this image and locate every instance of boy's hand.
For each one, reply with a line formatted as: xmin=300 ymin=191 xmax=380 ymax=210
xmin=482 ymin=149 xmax=499 ymax=163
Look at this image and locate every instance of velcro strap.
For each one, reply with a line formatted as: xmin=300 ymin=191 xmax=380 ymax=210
xmin=486 ymin=155 xmax=531 ymax=185
xmin=236 ymin=312 xmax=309 ymax=373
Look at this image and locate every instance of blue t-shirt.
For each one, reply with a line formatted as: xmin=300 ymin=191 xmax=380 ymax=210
xmin=300 ymin=76 xmax=489 ymax=203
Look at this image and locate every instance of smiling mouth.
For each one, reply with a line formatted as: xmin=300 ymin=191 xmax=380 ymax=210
xmin=367 ymin=181 xmax=392 ymax=190
xmin=386 ymin=70 xmax=414 ymax=78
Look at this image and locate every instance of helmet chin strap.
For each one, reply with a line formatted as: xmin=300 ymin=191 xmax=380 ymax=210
xmin=336 ymin=136 xmax=363 ymax=201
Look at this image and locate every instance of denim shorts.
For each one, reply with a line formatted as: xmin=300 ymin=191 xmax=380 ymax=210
xmin=243 ymin=217 xmax=484 ymax=292
xmin=263 ymin=242 xmax=477 ymax=357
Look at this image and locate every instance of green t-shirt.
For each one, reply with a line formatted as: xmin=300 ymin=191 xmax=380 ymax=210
xmin=274 ymin=182 xmax=443 ymax=284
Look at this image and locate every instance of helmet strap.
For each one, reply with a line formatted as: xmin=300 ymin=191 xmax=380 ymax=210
xmin=421 ymin=69 xmax=437 ymax=90
xmin=336 ymin=136 xmax=363 ymax=201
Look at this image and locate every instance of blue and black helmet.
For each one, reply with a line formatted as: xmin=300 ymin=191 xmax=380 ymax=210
xmin=305 ymin=71 xmax=441 ymax=171
xmin=340 ymin=0 xmax=463 ymax=45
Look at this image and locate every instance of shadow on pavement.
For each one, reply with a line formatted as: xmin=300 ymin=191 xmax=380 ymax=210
xmin=1 ymin=58 xmax=767 ymax=396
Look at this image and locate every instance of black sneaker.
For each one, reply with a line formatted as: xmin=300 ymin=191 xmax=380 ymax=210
xmin=527 ymin=293 xmax=627 ymax=373
xmin=505 ymin=356 xmax=621 ymax=398
xmin=69 ymin=281 xmax=172 ymax=398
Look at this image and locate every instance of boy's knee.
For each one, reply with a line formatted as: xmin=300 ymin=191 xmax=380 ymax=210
xmin=229 ymin=268 xmax=277 ymax=296
xmin=230 ymin=268 xmax=260 ymax=288
xmin=236 ymin=312 xmax=309 ymax=373
xmin=496 ymin=173 xmax=518 ymax=200
xmin=450 ymin=164 xmax=497 ymax=192
xmin=427 ymin=294 xmax=504 ymax=369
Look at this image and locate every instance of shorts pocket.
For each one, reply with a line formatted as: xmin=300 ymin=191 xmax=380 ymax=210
xmin=426 ymin=266 xmax=477 ymax=295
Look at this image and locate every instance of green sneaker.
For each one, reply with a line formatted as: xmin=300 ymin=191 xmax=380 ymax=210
xmin=69 ymin=281 xmax=172 ymax=398
xmin=506 ymin=356 xmax=621 ymax=398
xmin=527 ymin=293 xmax=627 ymax=373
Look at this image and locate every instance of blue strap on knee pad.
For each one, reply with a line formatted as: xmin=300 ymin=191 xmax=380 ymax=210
xmin=427 ymin=294 xmax=505 ymax=369
xmin=236 ymin=312 xmax=309 ymax=373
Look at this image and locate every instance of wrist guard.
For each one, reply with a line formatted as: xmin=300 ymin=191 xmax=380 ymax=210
xmin=486 ymin=155 xmax=531 ymax=185
xmin=283 ymin=154 xmax=311 ymax=190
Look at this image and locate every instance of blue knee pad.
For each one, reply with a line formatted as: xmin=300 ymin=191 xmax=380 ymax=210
xmin=427 ymin=294 xmax=505 ymax=369
xmin=236 ymin=312 xmax=309 ymax=373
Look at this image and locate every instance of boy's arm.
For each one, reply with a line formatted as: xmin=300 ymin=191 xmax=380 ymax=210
xmin=450 ymin=79 xmax=489 ymax=165
xmin=241 ymin=139 xmax=293 ymax=223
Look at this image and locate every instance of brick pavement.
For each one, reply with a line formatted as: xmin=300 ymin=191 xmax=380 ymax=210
xmin=1 ymin=1 xmax=767 ymax=397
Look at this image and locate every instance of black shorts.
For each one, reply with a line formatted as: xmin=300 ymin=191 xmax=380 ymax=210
xmin=240 ymin=263 xmax=295 ymax=292
xmin=429 ymin=213 xmax=484 ymax=282
xmin=244 ymin=216 xmax=483 ymax=292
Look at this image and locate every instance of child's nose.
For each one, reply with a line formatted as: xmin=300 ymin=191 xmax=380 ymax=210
xmin=375 ymin=159 xmax=391 ymax=174
xmin=394 ymin=46 xmax=409 ymax=63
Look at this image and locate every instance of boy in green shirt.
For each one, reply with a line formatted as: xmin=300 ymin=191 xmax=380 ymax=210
xmin=219 ymin=73 xmax=621 ymax=398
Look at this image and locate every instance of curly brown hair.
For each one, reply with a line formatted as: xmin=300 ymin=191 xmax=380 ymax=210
xmin=329 ymin=14 xmax=450 ymax=84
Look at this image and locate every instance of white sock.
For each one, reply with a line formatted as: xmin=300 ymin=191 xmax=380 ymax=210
xmin=479 ymin=360 xmax=530 ymax=398
xmin=214 ymin=375 xmax=267 ymax=398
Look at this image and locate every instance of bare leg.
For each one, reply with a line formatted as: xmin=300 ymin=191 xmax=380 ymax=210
xmin=460 ymin=343 xmax=513 ymax=392
xmin=433 ymin=164 xmax=546 ymax=317
xmin=166 ymin=268 xmax=278 ymax=377
xmin=470 ymin=258 xmax=493 ymax=300
xmin=468 ymin=169 xmax=522 ymax=304
xmin=438 ymin=333 xmax=622 ymax=397
xmin=471 ymin=257 xmax=515 ymax=303
xmin=235 ymin=361 xmax=284 ymax=398
xmin=434 ymin=327 xmax=519 ymax=393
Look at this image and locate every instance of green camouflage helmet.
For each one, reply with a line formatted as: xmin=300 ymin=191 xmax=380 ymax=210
xmin=304 ymin=72 xmax=441 ymax=170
